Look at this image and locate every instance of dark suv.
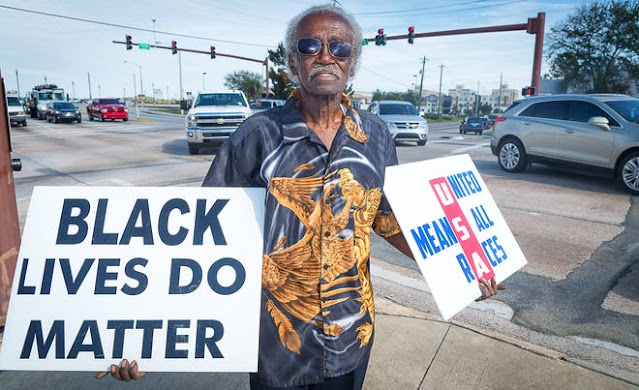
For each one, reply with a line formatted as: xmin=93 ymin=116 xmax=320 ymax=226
xmin=491 ymin=94 xmax=639 ymax=194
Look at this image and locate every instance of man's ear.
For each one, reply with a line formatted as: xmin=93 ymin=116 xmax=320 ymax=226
xmin=288 ymin=56 xmax=299 ymax=76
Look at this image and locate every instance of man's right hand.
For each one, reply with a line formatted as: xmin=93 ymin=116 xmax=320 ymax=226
xmin=95 ymin=359 xmax=146 ymax=382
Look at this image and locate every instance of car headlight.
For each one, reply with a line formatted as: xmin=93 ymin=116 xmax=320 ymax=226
xmin=19 ymin=111 xmax=25 ymax=115
xmin=187 ymin=115 xmax=197 ymax=127
xmin=124 ymin=108 xmax=129 ymax=112
xmin=384 ymin=121 xmax=397 ymax=130
xmin=37 ymin=104 xmax=47 ymax=110
xmin=54 ymin=111 xmax=60 ymax=115
xmin=75 ymin=111 xmax=80 ymax=114
xmin=101 ymin=108 xmax=107 ymax=113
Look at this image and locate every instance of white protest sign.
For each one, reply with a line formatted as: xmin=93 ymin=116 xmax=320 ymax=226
xmin=0 ymin=186 xmax=265 ymax=372
xmin=384 ymin=154 xmax=526 ymax=320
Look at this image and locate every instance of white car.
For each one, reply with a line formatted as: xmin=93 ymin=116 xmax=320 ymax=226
xmin=185 ymin=91 xmax=252 ymax=155
xmin=368 ymin=100 xmax=428 ymax=146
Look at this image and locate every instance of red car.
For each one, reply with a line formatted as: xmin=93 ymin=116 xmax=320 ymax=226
xmin=87 ymin=98 xmax=129 ymax=121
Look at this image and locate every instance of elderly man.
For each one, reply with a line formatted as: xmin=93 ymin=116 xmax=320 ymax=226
xmin=100 ymin=5 xmax=502 ymax=389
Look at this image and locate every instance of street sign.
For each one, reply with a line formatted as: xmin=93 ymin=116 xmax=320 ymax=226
xmin=138 ymin=94 xmax=145 ymax=98
xmin=138 ymin=43 xmax=150 ymax=50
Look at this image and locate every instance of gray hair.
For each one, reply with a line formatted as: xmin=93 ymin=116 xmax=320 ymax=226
xmin=284 ymin=5 xmax=363 ymax=85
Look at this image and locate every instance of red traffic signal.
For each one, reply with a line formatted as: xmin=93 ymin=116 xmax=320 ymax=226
xmin=521 ymin=86 xmax=536 ymax=96
xmin=125 ymin=35 xmax=132 ymax=50
xmin=171 ymin=40 xmax=177 ymax=55
xmin=408 ymin=26 xmax=415 ymax=44
xmin=375 ymin=28 xmax=386 ymax=46
xmin=210 ymin=46 xmax=216 ymax=59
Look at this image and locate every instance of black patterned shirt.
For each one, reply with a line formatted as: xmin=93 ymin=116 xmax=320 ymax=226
xmin=202 ymin=93 xmax=401 ymax=387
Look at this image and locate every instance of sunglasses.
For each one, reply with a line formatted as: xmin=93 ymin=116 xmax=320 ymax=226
xmin=297 ymin=38 xmax=353 ymax=60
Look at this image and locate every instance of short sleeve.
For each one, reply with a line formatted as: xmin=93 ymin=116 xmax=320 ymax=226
xmin=373 ymin=130 xmax=401 ymax=238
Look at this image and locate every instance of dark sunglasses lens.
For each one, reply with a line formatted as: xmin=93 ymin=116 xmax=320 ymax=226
xmin=329 ymin=41 xmax=352 ymax=58
xmin=297 ymin=39 xmax=322 ymax=55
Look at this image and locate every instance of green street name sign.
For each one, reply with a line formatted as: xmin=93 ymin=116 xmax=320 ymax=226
xmin=138 ymin=43 xmax=150 ymax=50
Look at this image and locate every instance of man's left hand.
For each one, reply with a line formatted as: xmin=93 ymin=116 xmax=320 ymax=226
xmin=475 ymin=277 xmax=506 ymax=301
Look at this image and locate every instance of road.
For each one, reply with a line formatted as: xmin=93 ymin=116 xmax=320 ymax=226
xmin=8 ymin=111 xmax=639 ymax=380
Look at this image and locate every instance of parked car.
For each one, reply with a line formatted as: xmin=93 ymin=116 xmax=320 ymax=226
xmin=249 ymin=99 xmax=286 ymax=113
xmin=87 ymin=98 xmax=128 ymax=121
xmin=368 ymin=100 xmax=428 ymax=146
xmin=6 ymin=92 xmax=27 ymax=127
xmin=46 ymin=102 xmax=81 ymax=123
xmin=491 ymin=94 xmax=639 ymax=194
xmin=459 ymin=116 xmax=486 ymax=134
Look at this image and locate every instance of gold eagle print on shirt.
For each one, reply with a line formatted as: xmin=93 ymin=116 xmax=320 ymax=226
xmin=262 ymin=167 xmax=382 ymax=354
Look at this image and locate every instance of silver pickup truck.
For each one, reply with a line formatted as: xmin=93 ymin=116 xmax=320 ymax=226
xmin=185 ymin=91 xmax=252 ymax=154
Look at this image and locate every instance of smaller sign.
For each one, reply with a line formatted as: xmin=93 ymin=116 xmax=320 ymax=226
xmin=137 ymin=94 xmax=145 ymax=98
xmin=384 ymin=154 xmax=527 ymax=320
xmin=138 ymin=43 xmax=151 ymax=50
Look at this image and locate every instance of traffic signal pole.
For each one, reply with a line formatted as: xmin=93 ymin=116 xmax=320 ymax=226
xmin=0 ymin=69 xmax=21 ymax=326
xmin=367 ymin=12 xmax=546 ymax=96
xmin=113 ymin=40 xmax=270 ymax=97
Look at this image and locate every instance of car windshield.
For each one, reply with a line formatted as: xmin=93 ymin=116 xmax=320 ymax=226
xmin=53 ymin=102 xmax=76 ymax=109
xmin=379 ymin=103 xmax=418 ymax=115
xmin=99 ymin=99 xmax=123 ymax=105
xmin=195 ymin=93 xmax=246 ymax=107
xmin=38 ymin=92 xmax=65 ymax=101
xmin=604 ymin=100 xmax=639 ymax=123
xmin=7 ymin=97 xmax=20 ymax=105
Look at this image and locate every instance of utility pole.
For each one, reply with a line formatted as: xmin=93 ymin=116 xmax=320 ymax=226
xmin=15 ymin=69 xmax=21 ymax=98
xmin=498 ymin=73 xmax=503 ymax=113
xmin=437 ymin=64 xmax=444 ymax=116
xmin=132 ymin=73 xmax=139 ymax=120
xmin=72 ymin=81 xmax=75 ymax=100
xmin=418 ymin=56 xmax=427 ymax=114
xmin=475 ymin=80 xmax=480 ymax=116
xmin=179 ymin=50 xmax=184 ymax=115
xmin=87 ymin=72 xmax=92 ymax=99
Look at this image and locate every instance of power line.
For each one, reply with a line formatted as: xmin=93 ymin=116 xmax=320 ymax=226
xmin=356 ymin=0 xmax=530 ymax=19
xmin=0 ymin=4 xmax=272 ymax=48
xmin=354 ymin=0 xmax=495 ymax=16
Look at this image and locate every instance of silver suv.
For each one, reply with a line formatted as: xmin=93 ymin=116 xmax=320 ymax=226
xmin=368 ymin=100 xmax=428 ymax=146
xmin=491 ymin=94 xmax=639 ymax=194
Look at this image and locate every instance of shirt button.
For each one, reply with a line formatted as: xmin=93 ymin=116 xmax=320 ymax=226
xmin=324 ymin=232 xmax=330 ymax=237
xmin=323 ymin=264 xmax=328 ymax=270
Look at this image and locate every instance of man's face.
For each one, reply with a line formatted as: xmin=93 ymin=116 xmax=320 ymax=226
xmin=289 ymin=13 xmax=354 ymax=97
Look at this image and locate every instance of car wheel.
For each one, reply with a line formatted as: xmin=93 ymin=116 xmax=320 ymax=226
xmin=22 ymin=121 xmax=27 ymax=127
xmin=89 ymin=114 xmax=94 ymax=121
xmin=417 ymin=139 xmax=427 ymax=146
xmin=46 ymin=116 xmax=51 ymax=122
xmin=77 ymin=118 xmax=82 ymax=123
xmin=478 ymin=130 xmax=483 ymax=135
xmin=618 ymin=152 xmax=639 ymax=195
xmin=188 ymin=146 xmax=199 ymax=155
xmin=459 ymin=128 xmax=463 ymax=134
xmin=100 ymin=114 xmax=105 ymax=122
xmin=123 ymin=118 xmax=128 ymax=122
xmin=498 ymin=138 xmax=528 ymax=173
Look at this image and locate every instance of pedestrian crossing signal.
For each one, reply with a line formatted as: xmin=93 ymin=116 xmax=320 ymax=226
xmin=521 ymin=86 xmax=536 ymax=96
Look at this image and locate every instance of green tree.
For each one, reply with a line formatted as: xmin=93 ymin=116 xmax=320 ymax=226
xmin=224 ymin=70 xmax=263 ymax=100
xmin=371 ymin=89 xmax=418 ymax=105
xmin=547 ymin=0 xmax=639 ymax=94
xmin=268 ymin=42 xmax=296 ymax=99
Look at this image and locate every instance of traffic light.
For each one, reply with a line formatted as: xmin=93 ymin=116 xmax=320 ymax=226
xmin=375 ymin=29 xmax=386 ymax=46
xmin=171 ymin=40 xmax=178 ymax=55
xmin=408 ymin=26 xmax=415 ymax=44
xmin=126 ymin=35 xmax=132 ymax=50
xmin=521 ymin=86 xmax=536 ymax=96
xmin=210 ymin=46 xmax=216 ymax=59
xmin=362 ymin=38 xmax=369 ymax=46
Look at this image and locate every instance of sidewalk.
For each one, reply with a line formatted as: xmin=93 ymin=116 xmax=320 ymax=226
xmin=1 ymin=305 xmax=637 ymax=389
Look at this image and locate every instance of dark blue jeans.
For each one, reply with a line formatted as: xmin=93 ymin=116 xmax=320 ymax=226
xmin=249 ymin=358 xmax=369 ymax=390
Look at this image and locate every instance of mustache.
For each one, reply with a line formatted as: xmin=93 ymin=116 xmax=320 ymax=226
xmin=308 ymin=64 xmax=342 ymax=80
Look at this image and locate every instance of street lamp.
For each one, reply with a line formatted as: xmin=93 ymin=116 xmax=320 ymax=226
xmin=202 ymin=72 xmax=207 ymax=91
xmin=124 ymin=60 xmax=143 ymax=97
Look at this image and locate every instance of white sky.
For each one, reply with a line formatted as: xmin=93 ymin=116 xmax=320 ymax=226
xmin=0 ymin=0 xmax=593 ymax=100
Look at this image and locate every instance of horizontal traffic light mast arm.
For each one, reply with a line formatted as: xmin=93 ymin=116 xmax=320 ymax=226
xmin=366 ymin=22 xmax=530 ymax=42
xmin=112 ymin=40 xmax=267 ymax=64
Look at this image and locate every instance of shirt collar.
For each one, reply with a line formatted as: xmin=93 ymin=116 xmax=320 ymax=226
xmin=280 ymin=89 xmax=369 ymax=144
